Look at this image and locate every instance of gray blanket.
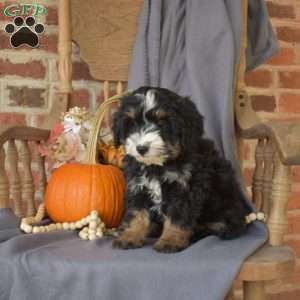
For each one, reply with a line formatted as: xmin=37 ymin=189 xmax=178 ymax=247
xmin=0 ymin=1 xmax=277 ymax=300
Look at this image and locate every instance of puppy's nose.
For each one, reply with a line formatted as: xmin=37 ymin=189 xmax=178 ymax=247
xmin=136 ymin=145 xmax=149 ymax=155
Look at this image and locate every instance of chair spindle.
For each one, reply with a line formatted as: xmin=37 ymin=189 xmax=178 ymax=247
xmin=252 ymin=139 xmax=264 ymax=210
xmin=36 ymin=144 xmax=47 ymax=199
xmin=0 ymin=146 xmax=9 ymax=208
xmin=262 ymin=139 xmax=275 ymax=215
xmin=7 ymin=140 xmax=23 ymax=216
xmin=117 ymin=81 xmax=123 ymax=95
xmin=268 ymin=152 xmax=291 ymax=246
xmin=19 ymin=140 xmax=36 ymax=217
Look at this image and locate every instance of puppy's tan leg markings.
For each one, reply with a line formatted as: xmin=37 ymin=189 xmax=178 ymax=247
xmin=154 ymin=217 xmax=192 ymax=253
xmin=113 ymin=210 xmax=151 ymax=249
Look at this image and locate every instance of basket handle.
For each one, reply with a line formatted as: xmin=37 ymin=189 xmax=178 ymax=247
xmin=85 ymin=91 xmax=129 ymax=164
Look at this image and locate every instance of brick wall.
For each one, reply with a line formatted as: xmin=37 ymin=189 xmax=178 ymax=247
xmin=0 ymin=0 xmax=300 ymax=298
xmin=0 ymin=0 xmax=104 ymax=128
xmin=244 ymin=1 xmax=300 ymax=299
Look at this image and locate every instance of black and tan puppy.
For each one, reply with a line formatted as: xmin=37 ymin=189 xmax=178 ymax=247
xmin=112 ymin=87 xmax=250 ymax=253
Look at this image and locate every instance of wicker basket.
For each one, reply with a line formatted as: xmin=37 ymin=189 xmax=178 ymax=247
xmin=86 ymin=92 xmax=129 ymax=168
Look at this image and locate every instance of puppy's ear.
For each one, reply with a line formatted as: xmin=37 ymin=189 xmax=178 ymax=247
xmin=112 ymin=111 xmax=123 ymax=147
xmin=179 ymin=97 xmax=204 ymax=136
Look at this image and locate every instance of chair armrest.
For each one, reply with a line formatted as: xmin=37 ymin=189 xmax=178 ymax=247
xmin=236 ymin=91 xmax=299 ymax=246
xmin=0 ymin=126 xmax=50 ymax=146
xmin=236 ymin=91 xmax=300 ymax=166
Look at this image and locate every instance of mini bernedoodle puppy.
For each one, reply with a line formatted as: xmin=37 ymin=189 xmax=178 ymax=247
xmin=112 ymin=87 xmax=251 ymax=253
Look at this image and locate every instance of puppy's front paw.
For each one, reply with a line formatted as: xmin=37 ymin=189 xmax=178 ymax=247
xmin=153 ymin=239 xmax=187 ymax=253
xmin=112 ymin=233 xmax=145 ymax=249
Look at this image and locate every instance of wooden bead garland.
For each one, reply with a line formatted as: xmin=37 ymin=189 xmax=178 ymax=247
xmin=20 ymin=204 xmax=117 ymax=240
xmin=245 ymin=211 xmax=266 ymax=224
xmin=20 ymin=205 xmax=265 ymax=239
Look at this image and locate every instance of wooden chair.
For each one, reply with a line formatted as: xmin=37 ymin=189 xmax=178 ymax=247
xmin=0 ymin=1 xmax=299 ymax=299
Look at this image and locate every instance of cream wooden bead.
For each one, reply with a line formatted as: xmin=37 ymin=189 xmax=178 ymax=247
xmin=82 ymin=217 xmax=90 ymax=224
xmin=56 ymin=223 xmax=63 ymax=230
xmin=90 ymin=210 xmax=98 ymax=218
xmin=32 ymin=227 xmax=40 ymax=233
xmin=88 ymin=229 xmax=96 ymax=235
xmin=257 ymin=212 xmax=266 ymax=221
xmin=89 ymin=222 xmax=98 ymax=230
xmin=88 ymin=234 xmax=97 ymax=240
xmin=39 ymin=227 xmax=46 ymax=233
xmin=75 ymin=221 xmax=82 ymax=228
xmin=21 ymin=223 xmax=32 ymax=233
xmin=79 ymin=231 xmax=88 ymax=240
xmin=62 ymin=222 xmax=70 ymax=230
xmin=96 ymin=230 xmax=103 ymax=238
xmin=69 ymin=223 xmax=76 ymax=230
xmin=248 ymin=213 xmax=257 ymax=222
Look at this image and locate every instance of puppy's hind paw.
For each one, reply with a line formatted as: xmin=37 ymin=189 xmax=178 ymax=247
xmin=153 ymin=239 xmax=187 ymax=253
xmin=112 ymin=237 xmax=144 ymax=249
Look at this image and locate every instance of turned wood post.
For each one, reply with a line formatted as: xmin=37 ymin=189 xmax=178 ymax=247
xmin=262 ymin=139 xmax=275 ymax=215
xmin=19 ymin=141 xmax=35 ymax=216
xmin=36 ymin=147 xmax=47 ymax=199
xmin=43 ymin=0 xmax=72 ymax=128
xmin=268 ymin=152 xmax=292 ymax=246
xmin=0 ymin=146 xmax=9 ymax=208
xmin=58 ymin=0 xmax=72 ymax=94
xmin=7 ymin=140 xmax=23 ymax=216
xmin=252 ymin=139 xmax=264 ymax=210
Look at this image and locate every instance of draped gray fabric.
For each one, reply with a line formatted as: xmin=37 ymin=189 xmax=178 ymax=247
xmin=0 ymin=1 xmax=278 ymax=300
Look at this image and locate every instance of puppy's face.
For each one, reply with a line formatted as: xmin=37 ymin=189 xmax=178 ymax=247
xmin=113 ymin=87 xmax=203 ymax=166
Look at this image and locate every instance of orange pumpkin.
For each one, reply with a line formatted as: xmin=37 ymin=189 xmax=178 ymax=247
xmin=45 ymin=163 xmax=126 ymax=228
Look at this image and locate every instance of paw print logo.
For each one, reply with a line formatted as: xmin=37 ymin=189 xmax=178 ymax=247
xmin=4 ymin=16 xmax=45 ymax=48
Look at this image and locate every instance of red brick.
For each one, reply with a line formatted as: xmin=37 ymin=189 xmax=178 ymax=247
xmin=266 ymin=48 xmax=295 ymax=66
xmin=0 ymin=2 xmax=12 ymax=21
xmin=6 ymin=85 xmax=47 ymax=108
xmin=277 ymin=26 xmax=300 ymax=43
xmin=268 ymin=288 xmax=300 ymax=300
xmin=278 ymin=93 xmax=300 ymax=113
xmin=70 ymin=89 xmax=90 ymax=108
xmin=0 ymin=30 xmax=11 ymax=49
xmin=251 ymin=95 xmax=276 ymax=112
xmin=288 ymin=184 xmax=300 ymax=210
xmin=0 ymin=113 xmax=26 ymax=126
xmin=285 ymin=235 xmax=300 ymax=257
xmin=0 ymin=59 xmax=46 ymax=79
xmin=293 ymin=167 xmax=300 ymax=183
xmin=288 ymin=209 xmax=300 ymax=234
xmin=39 ymin=34 xmax=58 ymax=53
xmin=72 ymin=62 xmax=94 ymax=81
xmin=279 ymin=72 xmax=300 ymax=89
xmin=267 ymin=2 xmax=296 ymax=19
xmin=245 ymin=70 xmax=273 ymax=88
xmin=45 ymin=6 xmax=58 ymax=25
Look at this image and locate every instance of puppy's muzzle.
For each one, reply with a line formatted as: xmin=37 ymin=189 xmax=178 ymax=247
xmin=136 ymin=144 xmax=149 ymax=156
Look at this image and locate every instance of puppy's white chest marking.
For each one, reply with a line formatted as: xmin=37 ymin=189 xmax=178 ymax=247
xmin=128 ymin=175 xmax=162 ymax=205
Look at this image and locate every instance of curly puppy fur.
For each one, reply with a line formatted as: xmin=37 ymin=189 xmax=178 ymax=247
xmin=112 ymin=87 xmax=250 ymax=253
